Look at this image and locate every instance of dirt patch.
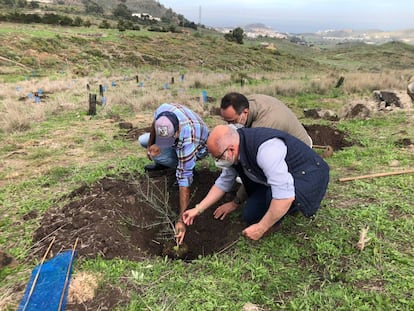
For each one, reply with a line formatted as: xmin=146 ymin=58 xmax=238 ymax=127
xmin=0 ymin=250 xmax=16 ymax=269
xmin=114 ymin=126 xmax=151 ymax=141
xmin=395 ymin=138 xmax=413 ymax=147
xmin=304 ymin=124 xmax=353 ymax=150
xmin=30 ymin=168 xmax=244 ymax=310
xmin=67 ymin=284 xmax=128 ymax=311
xmin=32 ymin=169 xmax=244 ymax=262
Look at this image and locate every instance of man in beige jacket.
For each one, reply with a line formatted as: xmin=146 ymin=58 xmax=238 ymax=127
xmin=218 ymin=92 xmax=312 ymax=214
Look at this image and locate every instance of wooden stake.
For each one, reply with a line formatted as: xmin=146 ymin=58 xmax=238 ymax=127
xmin=57 ymin=237 xmax=79 ymax=311
xmin=22 ymin=236 xmax=56 ymax=311
xmin=339 ymin=169 xmax=414 ymax=182
xmin=312 ymin=145 xmax=328 ymax=149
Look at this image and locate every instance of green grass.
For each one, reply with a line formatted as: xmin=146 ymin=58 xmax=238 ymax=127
xmin=2 ymin=110 xmax=413 ymax=309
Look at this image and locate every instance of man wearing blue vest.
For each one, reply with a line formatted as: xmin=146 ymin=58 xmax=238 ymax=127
xmin=182 ymin=124 xmax=329 ymax=241
xmin=219 ymin=92 xmax=313 ymax=214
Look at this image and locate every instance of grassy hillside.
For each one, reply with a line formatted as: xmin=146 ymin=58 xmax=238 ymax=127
xmin=0 ymin=22 xmax=328 ymax=83
xmin=316 ymin=41 xmax=414 ymax=71
xmin=2 ymin=20 xmax=414 ymax=84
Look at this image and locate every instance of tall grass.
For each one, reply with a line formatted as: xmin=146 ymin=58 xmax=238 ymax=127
xmin=1 ymin=69 xmax=413 ymax=134
xmin=246 ymin=70 xmax=413 ymax=97
xmin=0 ymin=99 xmax=45 ymax=133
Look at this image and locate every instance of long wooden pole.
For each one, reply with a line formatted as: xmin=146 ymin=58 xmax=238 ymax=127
xmin=339 ymin=169 xmax=414 ymax=182
xmin=22 ymin=236 xmax=56 ymax=311
xmin=312 ymin=145 xmax=328 ymax=149
xmin=57 ymin=237 xmax=79 ymax=311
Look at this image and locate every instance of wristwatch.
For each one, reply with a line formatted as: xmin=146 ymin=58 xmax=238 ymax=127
xmin=233 ymin=197 xmax=242 ymax=205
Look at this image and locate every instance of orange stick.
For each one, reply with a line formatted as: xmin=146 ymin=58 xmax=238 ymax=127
xmin=339 ymin=169 xmax=414 ymax=182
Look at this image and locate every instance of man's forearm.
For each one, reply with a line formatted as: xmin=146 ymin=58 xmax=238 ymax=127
xmin=197 ymin=185 xmax=226 ymax=212
xmin=148 ymin=121 xmax=156 ymax=146
xmin=178 ymin=186 xmax=190 ymax=219
xmin=258 ymin=197 xmax=294 ymax=231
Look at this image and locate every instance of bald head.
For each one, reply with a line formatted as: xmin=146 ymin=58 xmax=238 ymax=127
xmin=207 ymin=125 xmax=239 ymax=158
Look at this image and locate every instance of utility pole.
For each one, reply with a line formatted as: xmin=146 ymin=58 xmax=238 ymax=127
xmin=198 ymin=5 xmax=202 ymax=25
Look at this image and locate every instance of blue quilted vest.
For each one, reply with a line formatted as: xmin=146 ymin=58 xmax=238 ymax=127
xmin=235 ymin=127 xmax=330 ymax=217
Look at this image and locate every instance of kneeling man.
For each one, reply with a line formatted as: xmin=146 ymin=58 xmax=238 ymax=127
xmin=182 ymin=125 xmax=330 ymax=240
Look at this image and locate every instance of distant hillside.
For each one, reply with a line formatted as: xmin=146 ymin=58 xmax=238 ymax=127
xmin=297 ymin=28 xmax=414 ymax=45
xmin=217 ymin=23 xmax=414 ymax=45
xmin=215 ymin=24 xmax=288 ymax=39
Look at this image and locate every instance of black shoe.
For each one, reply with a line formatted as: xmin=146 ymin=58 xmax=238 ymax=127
xmin=144 ymin=163 xmax=169 ymax=172
xmin=171 ymin=169 xmax=196 ymax=187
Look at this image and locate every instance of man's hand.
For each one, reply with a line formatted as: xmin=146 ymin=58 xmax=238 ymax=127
xmin=175 ymin=221 xmax=186 ymax=245
xmin=242 ymin=197 xmax=293 ymax=241
xmin=146 ymin=148 xmax=152 ymax=161
xmin=148 ymin=144 xmax=161 ymax=160
xmin=213 ymin=201 xmax=238 ymax=220
xmin=242 ymin=223 xmax=267 ymax=241
xmin=182 ymin=208 xmax=199 ymax=226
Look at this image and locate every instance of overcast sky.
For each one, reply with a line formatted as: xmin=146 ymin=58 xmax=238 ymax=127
xmin=159 ymin=0 xmax=413 ymax=33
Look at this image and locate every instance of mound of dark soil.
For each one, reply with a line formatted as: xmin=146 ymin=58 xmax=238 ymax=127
xmin=395 ymin=137 xmax=413 ymax=147
xmin=304 ymin=124 xmax=353 ymax=150
xmin=32 ymin=169 xmax=244 ymax=262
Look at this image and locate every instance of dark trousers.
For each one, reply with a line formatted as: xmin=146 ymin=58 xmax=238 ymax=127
xmin=243 ymin=184 xmax=272 ymax=225
xmin=243 ymin=183 xmax=299 ymax=225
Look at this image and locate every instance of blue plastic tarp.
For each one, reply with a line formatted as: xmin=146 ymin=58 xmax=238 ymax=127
xmin=18 ymin=250 xmax=77 ymax=311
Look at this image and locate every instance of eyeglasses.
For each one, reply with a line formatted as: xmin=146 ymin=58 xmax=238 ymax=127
xmin=225 ymin=115 xmax=241 ymax=124
xmin=225 ymin=118 xmax=238 ymax=124
xmin=225 ymin=112 xmax=245 ymax=125
xmin=214 ymin=147 xmax=228 ymax=161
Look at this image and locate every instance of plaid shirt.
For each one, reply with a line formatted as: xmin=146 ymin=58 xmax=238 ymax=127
xmin=155 ymin=103 xmax=209 ymax=187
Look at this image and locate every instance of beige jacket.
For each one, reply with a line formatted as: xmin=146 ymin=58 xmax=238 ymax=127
xmin=246 ymin=94 xmax=311 ymax=146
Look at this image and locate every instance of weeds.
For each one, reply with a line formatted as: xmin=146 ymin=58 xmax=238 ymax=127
xmin=131 ymin=175 xmax=177 ymax=243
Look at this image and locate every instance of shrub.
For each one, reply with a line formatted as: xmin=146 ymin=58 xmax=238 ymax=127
xmin=224 ymin=27 xmax=244 ymax=44
xmin=98 ymin=20 xmax=111 ymax=29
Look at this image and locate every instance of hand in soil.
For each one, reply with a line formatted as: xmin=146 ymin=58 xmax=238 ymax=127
xmin=213 ymin=201 xmax=238 ymax=220
xmin=162 ymin=241 xmax=189 ymax=259
xmin=175 ymin=221 xmax=186 ymax=245
xmin=242 ymin=223 xmax=267 ymax=241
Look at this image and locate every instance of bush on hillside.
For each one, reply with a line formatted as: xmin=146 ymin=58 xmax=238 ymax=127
xmin=98 ymin=20 xmax=111 ymax=29
xmin=224 ymin=27 xmax=244 ymax=44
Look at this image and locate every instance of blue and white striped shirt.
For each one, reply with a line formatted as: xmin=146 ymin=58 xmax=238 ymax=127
xmin=155 ymin=103 xmax=209 ymax=187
